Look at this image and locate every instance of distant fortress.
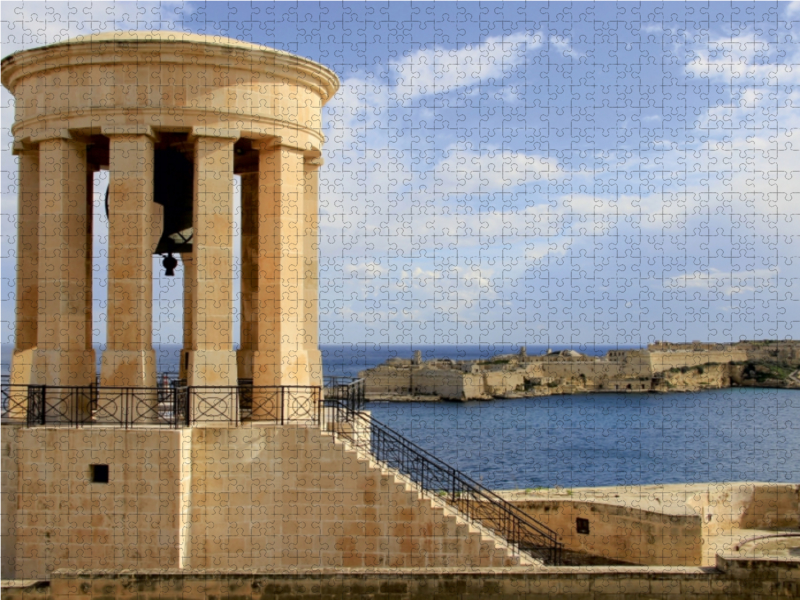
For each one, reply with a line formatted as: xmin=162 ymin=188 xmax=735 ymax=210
xmin=359 ymin=340 xmax=800 ymax=401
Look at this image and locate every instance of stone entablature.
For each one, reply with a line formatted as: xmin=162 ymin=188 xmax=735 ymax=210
xmin=2 ymin=32 xmax=338 ymax=151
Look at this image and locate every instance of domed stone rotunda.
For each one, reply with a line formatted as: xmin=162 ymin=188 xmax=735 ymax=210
xmin=3 ymin=31 xmax=338 ymax=415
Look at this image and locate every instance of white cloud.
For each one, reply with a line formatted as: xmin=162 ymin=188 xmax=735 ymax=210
xmin=550 ymin=35 xmax=583 ymax=59
xmin=393 ymin=31 xmax=542 ymax=99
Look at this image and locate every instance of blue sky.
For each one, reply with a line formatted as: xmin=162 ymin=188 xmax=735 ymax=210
xmin=2 ymin=1 xmax=799 ymax=348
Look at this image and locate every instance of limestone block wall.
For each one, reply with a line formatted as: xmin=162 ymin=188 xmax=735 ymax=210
xmin=4 ymin=424 xmax=524 ymax=577
xmin=11 ymin=428 xmax=190 ymax=579
xmin=482 ymin=371 xmax=524 ymax=396
xmin=184 ymin=424 xmax=520 ymax=569
xmin=359 ymin=366 xmax=412 ymax=395
xmin=679 ymin=482 xmax=800 ymax=532
xmin=649 ymin=349 xmax=748 ymax=373
xmin=6 ymin=555 xmax=800 ymax=600
xmin=412 ymin=369 xmax=473 ymax=400
xmin=509 ymin=499 xmax=703 ymax=567
xmin=1 ymin=425 xmax=21 ymax=579
xmin=538 ymin=361 xmax=625 ymax=382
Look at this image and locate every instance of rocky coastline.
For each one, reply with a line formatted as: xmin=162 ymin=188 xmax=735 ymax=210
xmin=360 ymin=340 xmax=800 ymax=402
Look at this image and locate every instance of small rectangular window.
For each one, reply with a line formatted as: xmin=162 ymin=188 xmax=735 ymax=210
xmin=576 ymin=517 xmax=590 ymax=534
xmin=90 ymin=464 xmax=109 ymax=483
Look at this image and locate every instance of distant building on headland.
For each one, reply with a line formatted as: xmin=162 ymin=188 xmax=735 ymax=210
xmin=359 ymin=340 xmax=800 ymax=401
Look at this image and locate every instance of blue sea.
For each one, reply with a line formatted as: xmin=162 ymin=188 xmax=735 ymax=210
xmin=3 ymin=344 xmax=798 ymax=489
xmin=1 ymin=343 xmax=628 ymax=379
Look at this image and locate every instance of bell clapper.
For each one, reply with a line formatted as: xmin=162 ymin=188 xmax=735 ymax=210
xmin=162 ymin=253 xmax=178 ymax=276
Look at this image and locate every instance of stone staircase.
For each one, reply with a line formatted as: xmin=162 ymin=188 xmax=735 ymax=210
xmin=320 ymin=427 xmax=542 ymax=567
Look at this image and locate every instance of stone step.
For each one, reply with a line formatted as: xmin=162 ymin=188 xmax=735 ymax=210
xmin=318 ymin=425 xmax=542 ymax=567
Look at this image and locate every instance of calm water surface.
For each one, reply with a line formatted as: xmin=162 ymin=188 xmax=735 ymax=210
xmin=367 ymin=389 xmax=800 ymax=489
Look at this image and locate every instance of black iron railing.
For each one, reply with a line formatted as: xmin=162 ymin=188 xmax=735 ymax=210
xmin=1 ymin=384 xmax=318 ymax=428
xmin=323 ymin=378 xmax=563 ymax=565
xmin=2 ymin=384 xmax=190 ymax=428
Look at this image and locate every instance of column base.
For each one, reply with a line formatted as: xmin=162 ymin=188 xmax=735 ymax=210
xmin=187 ymin=350 xmax=238 ymax=424
xmin=32 ymin=349 xmax=96 ymax=387
xmin=7 ymin=348 xmax=36 ymax=419
xmin=9 ymin=348 xmax=36 ymax=385
xmin=307 ymin=347 xmax=323 ymax=387
xmin=187 ymin=350 xmax=237 ymax=386
xmin=100 ymin=349 xmax=157 ymax=387
xmin=252 ymin=349 xmax=311 ymax=387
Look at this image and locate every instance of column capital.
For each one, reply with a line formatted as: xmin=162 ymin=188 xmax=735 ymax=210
xmin=305 ymin=156 xmax=324 ymax=168
xmin=28 ymin=129 xmax=89 ymax=145
xmin=251 ymin=136 xmax=283 ymax=152
xmin=12 ymin=140 xmax=38 ymax=156
xmin=190 ymin=127 xmax=239 ymax=141
xmin=101 ymin=125 xmax=158 ymax=140
xmin=251 ymin=136 xmax=320 ymax=157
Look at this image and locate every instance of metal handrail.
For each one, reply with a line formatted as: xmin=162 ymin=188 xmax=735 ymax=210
xmin=323 ymin=377 xmax=563 ymax=565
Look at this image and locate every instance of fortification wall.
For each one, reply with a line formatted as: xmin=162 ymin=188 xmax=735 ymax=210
xmin=5 ymin=556 xmax=798 ymax=600
xmin=482 ymin=371 xmax=524 ymax=396
xmin=360 ymin=366 xmax=411 ymax=395
xmin=11 ymin=428 xmax=190 ymax=578
xmin=412 ymin=369 xmax=483 ymax=399
xmin=677 ymin=482 xmax=800 ymax=532
xmin=537 ymin=361 xmax=625 ymax=382
xmin=509 ymin=499 xmax=702 ymax=567
xmin=649 ymin=350 xmax=747 ymax=373
xmin=4 ymin=424 xmax=520 ymax=577
xmin=1 ymin=425 xmax=21 ymax=579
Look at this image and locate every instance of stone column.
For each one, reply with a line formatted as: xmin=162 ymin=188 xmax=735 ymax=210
xmin=7 ymin=147 xmax=40 ymax=418
xmin=303 ymin=157 xmax=323 ymax=388
xmin=185 ymin=128 xmax=238 ymax=421
xmin=9 ymin=148 xmax=39 ymax=389
xmin=250 ymin=140 xmax=310 ymax=420
xmin=99 ymin=127 xmax=157 ymax=390
xmin=33 ymin=135 xmax=95 ymax=397
xmin=236 ymin=172 xmax=258 ymax=381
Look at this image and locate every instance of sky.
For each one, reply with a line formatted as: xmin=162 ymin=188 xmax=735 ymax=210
xmin=2 ymin=1 xmax=799 ymax=349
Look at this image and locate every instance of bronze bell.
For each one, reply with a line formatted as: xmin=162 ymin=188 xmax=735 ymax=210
xmin=153 ymin=148 xmax=194 ymax=257
xmin=105 ymin=147 xmax=194 ymax=276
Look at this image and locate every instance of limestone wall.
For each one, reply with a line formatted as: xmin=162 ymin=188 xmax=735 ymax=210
xmin=5 ymin=424 xmax=523 ymax=577
xmin=508 ymin=499 xmax=703 ymax=567
xmin=537 ymin=361 xmax=624 ymax=382
xmin=412 ymin=369 xmax=468 ymax=399
xmin=2 ymin=425 xmax=21 ymax=579
xmin=678 ymin=482 xmax=800 ymax=532
xmin=186 ymin=424 xmax=517 ymax=569
xmin=649 ymin=349 xmax=748 ymax=373
xmin=482 ymin=371 xmax=524 ymax=396
xmin=12 ymin=428 xmax=190 ymax=578
xmin=360 ymin=365 xmax=411 ymax=395
xmin=4 ymin=555 xmax=799 ymax=600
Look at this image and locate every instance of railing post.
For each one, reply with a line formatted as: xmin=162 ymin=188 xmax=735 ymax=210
xmin=187 ymin=387 xmax=193 ymax=426
xmin=41 ymin=385 xmax=46 ymax=426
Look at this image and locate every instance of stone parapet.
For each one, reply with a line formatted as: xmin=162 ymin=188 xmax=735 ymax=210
xmin=3 ymin=558 xmax=798 ymax=600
